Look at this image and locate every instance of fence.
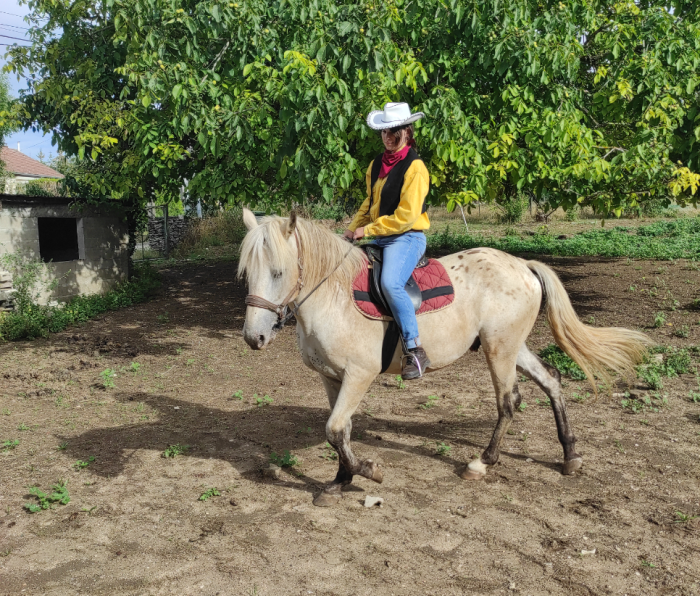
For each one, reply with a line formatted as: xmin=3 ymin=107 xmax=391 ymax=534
xmin=134 ymin=205 xmax=193 ymax=261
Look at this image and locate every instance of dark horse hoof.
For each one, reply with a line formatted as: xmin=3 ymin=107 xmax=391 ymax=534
xmin=313 ymin=490 xmax=342 ymax=507
xmin=562 ymin=458 xmax=583 ymax=475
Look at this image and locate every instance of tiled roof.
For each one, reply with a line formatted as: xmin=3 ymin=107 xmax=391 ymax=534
xmin=0 ymin=147 xmax=65 ymax=179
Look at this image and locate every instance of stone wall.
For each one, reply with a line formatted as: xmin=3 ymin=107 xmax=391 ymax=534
xmin=147 ymin=216 xmax=191 ymax=254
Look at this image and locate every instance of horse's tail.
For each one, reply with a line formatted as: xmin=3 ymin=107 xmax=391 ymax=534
xmin=527 ymin=260 xmax=651 ymax=393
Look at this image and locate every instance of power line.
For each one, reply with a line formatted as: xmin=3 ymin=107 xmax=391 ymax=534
xmin=0 ymin=23 xmax=31 ymax=31
xmin=0 ymin=9 xmax=29 ymax=18
xmin=0 ymin=34 xmax=30 ymax=42
xmin=0 ymin=42 xmax=30 ymax=46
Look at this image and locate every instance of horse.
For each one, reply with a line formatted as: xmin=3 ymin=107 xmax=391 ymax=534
xmin=238 ymin=209 xmax=650 ymax=506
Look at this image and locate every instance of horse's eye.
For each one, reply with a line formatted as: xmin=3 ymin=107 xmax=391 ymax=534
xmin=272 ymin=270 xmax=282 ymax=280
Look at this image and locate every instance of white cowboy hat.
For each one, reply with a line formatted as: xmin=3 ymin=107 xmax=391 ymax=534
xmin=366 ymin=102 xmax=425 ymax=130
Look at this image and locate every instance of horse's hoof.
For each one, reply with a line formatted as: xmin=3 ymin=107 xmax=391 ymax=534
xmin=562 ymin=458 xmax=583 ymax=475
xmin=459 ymin=467 xmax=485 ymax=481
xmin=313 ymin=490 xmax=342 ymax=507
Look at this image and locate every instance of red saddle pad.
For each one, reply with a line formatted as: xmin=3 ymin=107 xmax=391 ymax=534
xmin=352 ymin=257 xmax=455 ymax=320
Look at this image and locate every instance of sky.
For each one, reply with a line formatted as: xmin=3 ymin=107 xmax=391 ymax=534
xmin=1 ymin=0 xmax=55 ymax=161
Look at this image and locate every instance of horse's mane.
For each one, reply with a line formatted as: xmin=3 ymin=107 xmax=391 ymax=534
xmin=238 ymin=215 xmax=366 ymax=295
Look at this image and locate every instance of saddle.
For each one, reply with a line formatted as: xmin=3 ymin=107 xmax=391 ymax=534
xmin=363 ymin=245 xmax=429 ymax=314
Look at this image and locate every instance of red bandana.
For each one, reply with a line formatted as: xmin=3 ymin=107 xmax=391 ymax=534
xmin=378 ymin=140 xmax=415 ymax=179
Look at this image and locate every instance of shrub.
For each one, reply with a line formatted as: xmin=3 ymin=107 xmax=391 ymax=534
xmin=174 ymin=208 xmax=247 ymax=256
xmin=0 ymin=264 xmax=160 ymax=341
xmin=497 ymin=196 xmax=528 ymax=224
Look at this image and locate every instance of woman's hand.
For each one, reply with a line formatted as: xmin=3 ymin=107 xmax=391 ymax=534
xmin=353 ymin=227 xmax=365 ymax=240
xmin=342 ymin=229 xmax=354 ymax=242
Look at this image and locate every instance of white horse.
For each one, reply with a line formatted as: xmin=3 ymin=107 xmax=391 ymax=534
xmin=238 ymin=210 xmax=649 ymax=506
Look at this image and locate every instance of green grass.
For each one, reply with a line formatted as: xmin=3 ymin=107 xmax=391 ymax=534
xmin=1 ymin=439 xmax=19 ymax=452
xmin=0 ymin=264 xmax=160 ymax=342
xmin=24 ymin=480 xmax=70 ymax=513
xmin=427 ymin=216 xmax=700 ymax=260
xmin=162 ymin=444 xmax=189 ymax=458
xmin=539 ymin=344 xmax=586 ymax=380
xmin=198 ymin=487 xmax=221 ymax=501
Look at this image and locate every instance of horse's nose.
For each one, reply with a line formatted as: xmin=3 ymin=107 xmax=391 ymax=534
xmin=244 ymin=331 xmax=267 ymax=350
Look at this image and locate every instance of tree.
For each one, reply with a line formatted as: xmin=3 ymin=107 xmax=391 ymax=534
xmin=4 ymin=0 xmax=700 ymax=216
xmin=0 ymin=72 xmax=14 ymax=192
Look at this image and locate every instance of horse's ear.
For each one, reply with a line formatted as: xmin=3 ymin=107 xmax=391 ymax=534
xmin=242 ymin=208 xmax=258 ymax=231
xmin=284 ymin=210 xmax=297 ymax=237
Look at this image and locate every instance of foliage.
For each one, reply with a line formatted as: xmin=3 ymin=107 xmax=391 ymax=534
xmin=100 ymin=369 xmax=117 ymax=389
xmin=635 ymin=347 xmax=692 ymax=389
xmin=254 ymin=394 xmax=273 ymax=407
xmin=418 ymin=395 xmax=440 ymax=409
xmin=539 ymin=344 xmax=586 ymax=380
xmin=0 ymin=263 xmax=160 ymax=342
xmin=1 ymin=439 xmax=19 ymax=452
xmin=23 ymin=480 xmax=70 ymax=513
xmin=73 ymin=456 xmax=96 ymax=470
xmin=18 ymin=179 xmax=63 ymax=197
xmin=0 ymin=72 xmax=13 ymax=193
xmin=428 ymin=216 xmax=700 ymax=260
xmin=621 ymin=391 xmax=666 ymax=414
xmin=270 ymin=450 xmax=298 ymax=467
xmin=198 ymin=487 xmax=221 ymax=501
xmin=435 ymin=442 xmax=451 ymax=456
xmin=174 ymin=208 xmax=249 ymax=257
xmin=4 ymin=0 xmax=700 ymax=216
xmin=497 ymin=196 xmax=528 ymax=224
xmin=162 ymin=443 xmax=189 ymax=458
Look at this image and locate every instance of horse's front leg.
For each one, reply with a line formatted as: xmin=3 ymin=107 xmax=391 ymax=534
xmin=313 ymin=373 xmax=380 ymax=507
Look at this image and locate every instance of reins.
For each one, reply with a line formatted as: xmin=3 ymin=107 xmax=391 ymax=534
xmin=244 ymin=228 xmax=355 ymax=329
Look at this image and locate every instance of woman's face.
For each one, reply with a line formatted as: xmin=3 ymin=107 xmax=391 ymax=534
xmin=381 ymin=127 xmax=407 ymax=152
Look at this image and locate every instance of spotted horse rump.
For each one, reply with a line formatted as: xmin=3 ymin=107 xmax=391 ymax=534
xmin=351 ymin=257 xmax=455 ymax=320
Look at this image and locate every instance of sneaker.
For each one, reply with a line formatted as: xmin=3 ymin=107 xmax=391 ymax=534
xmin=402 ymin=347 xmax=431 ymax=380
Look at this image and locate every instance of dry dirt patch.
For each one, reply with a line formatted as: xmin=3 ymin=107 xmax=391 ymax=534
xmin=0 ymin=257 xmax=699 ymax=596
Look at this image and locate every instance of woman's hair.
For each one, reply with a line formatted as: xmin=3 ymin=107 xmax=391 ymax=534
xmin=382 ymin=123 xmax=415 ymax=147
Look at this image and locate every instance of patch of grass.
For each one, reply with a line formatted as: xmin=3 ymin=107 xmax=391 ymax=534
xmin=198 ymin=487 xmax=221 ymax=501
xmin=270 ymin=450 xmax=298 ymax=467
xmin=100 ymin=369 xmax=117 ymax=389
xmin=24 ymin=480 xmax=70 ymax=513
xmin=0 ymin=264 xmax=160 ymax=341
xmin=321 ymin=442 xmax=338 ymax=461
xmin=572 ymin=391 xmax=589 ymax=402
xmin=427 ymin=216 xmax=700 ymax=260
xmin=162 ymin=444 xmax=189 ymax=458
xmin=621 ymin=392 xmax=667 ymax=414
xmin=56 ymin=442 xmax=68 ymax=451
xmin=73 ymin=456 xmax=96 ymax=470
xmin=535 ymin=397 xmax=552 ymax=407
xmin=674 ymin=511 xmax=698 ymax=523
xmin=156 ymin=312 xmax=170 ymax=324
xmin=254 ymin=394 xmax=273 ymax=407
xmin=129 ymin=362 xmax=141 ymax=373
xmin=674 ymin=325 xmax=690 ymax=338
xmin=539 ymin=344 xmax=586 ymax=380
xmin=395 ymin=375 xmax=406 ymax=390
xmin=435 ymin=442 xmax=451 ymax=456
xmin=1 ymin=439 xmax=19 ymax=452
xmin=17 ymin=423 xmax=29 ymax=431
xmin=418 ymin=395 xmax=440 ymax=409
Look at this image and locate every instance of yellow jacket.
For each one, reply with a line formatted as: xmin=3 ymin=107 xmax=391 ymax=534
xmin=348 ymin=158 xmax=430 ymax=236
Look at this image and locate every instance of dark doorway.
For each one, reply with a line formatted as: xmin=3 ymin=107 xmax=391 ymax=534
xmin=38 ymin=218 xmax=80 ymax=262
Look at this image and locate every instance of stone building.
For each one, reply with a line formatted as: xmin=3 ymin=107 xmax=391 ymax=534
xmin=1 ymin=147 xmax=64 ymax=195
xmin=0 ymin=194 xmax=129 ymax=307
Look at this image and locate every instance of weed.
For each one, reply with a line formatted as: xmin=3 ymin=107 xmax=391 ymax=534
xmin=572 ymin=391 xmax=589 ymax=402
xmin=395 ymin=375 xmax=406 ymax=390
xmin=636 ymin=366 xmax=663 ymax=390
xmin=157 ymin=312 xmax=170 ymax=324
xmin=535 ymin=397 xmax=551 ymax=407
xmin=270 ymin=450 xmax=298 ymax=467
xmin=24 ymin=480 xmax=70 ymax=513
xmin=621 ymin=392 xmax=665 ymax=414
xmin=539 ymin=344 xmax=586 ymax=380
xmin=321 ymin=442 xmax=338 ymax=461
xmin=501 ymin=493 xmax=513 ymax=502
xmin=17 ymin=423 xmax=29 ymax=431
xmin=517 ymin=401 xmax=527 ymax=412
xmin=640 ymin=559 xmax=656 ymax=568
xmin=1 ymin=439 xmax=19 ymax=452
xmin=198 ymin=487 xmax=221 ymax=501
xmin=614 ymin=439 xmax=625 ymax=453
xmin=100 ymin=369 xmax=116 ymax=389
xmin=186 ymin=358 xmax=196 ymax=366
xmin=56 ymin=442 xmax=68 ymax=451
xmin=162 ymin=444 xmax=189 ymax=458
xmin=653 ymin=312 xmax=667 ymax=328
xmin=232 ymin=390 xmax=243 ymax=400
xmin=674 ymin=511 xmax=698 ymax=523
xmin=73 ymin=456 xmax=96 ymax=470
xmin=628 ymin=285 xmax=636 ymax=292
xmin=674 ymin=325 xmax=690 ymax=338
xmin=435 ymin=442 xmax=451 ymax=456
xmin=129 ymin=362 xmax=141 ymax=372
xmin=1 ymin=409 xmax=9 ymax=416
xmin=254 ymin=394 xmax=273 ymax=407
xmin=689 ymin=391 xmax=700 ymax=404
xmin=419 ymin=395 xmax=440 ymax=409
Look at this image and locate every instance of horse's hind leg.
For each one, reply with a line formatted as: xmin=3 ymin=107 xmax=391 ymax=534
xmin=516 ymin=345 xmax=583 ymax=475
xmin=461 ymin=343 xmax=519 ymax=480
xmin=313 ymin=372 xmax=380 ymax=507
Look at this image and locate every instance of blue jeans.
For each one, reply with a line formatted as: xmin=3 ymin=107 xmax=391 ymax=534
xmin=369 ymin=231 xmax=426 ymax=350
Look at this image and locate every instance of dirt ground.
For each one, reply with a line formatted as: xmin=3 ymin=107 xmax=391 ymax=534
xmin=1 ymin=254 xmax=699 ymax=596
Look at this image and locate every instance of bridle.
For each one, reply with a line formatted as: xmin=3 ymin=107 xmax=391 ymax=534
xmin=244 ymin=227 xmax=354 ymax=329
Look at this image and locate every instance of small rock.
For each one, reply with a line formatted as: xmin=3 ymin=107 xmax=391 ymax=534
xmin=526 ymin=458 xmax=533 ymax=463
xmin=263 ymin=464 xmax=281 ymax=480
xmin=364 ymin=496 xmax=384 ymax=508
xmin=229 ymin=498 xmax=237 ymax=506
xmin=509 ymin=582 xmax=516 ymax=590
xmin=581 ymin=549 xmax=596 ymax=556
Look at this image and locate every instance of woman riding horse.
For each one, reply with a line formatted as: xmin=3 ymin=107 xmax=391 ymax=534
xmin=343 ymin=102 xmax=431 ymax=380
